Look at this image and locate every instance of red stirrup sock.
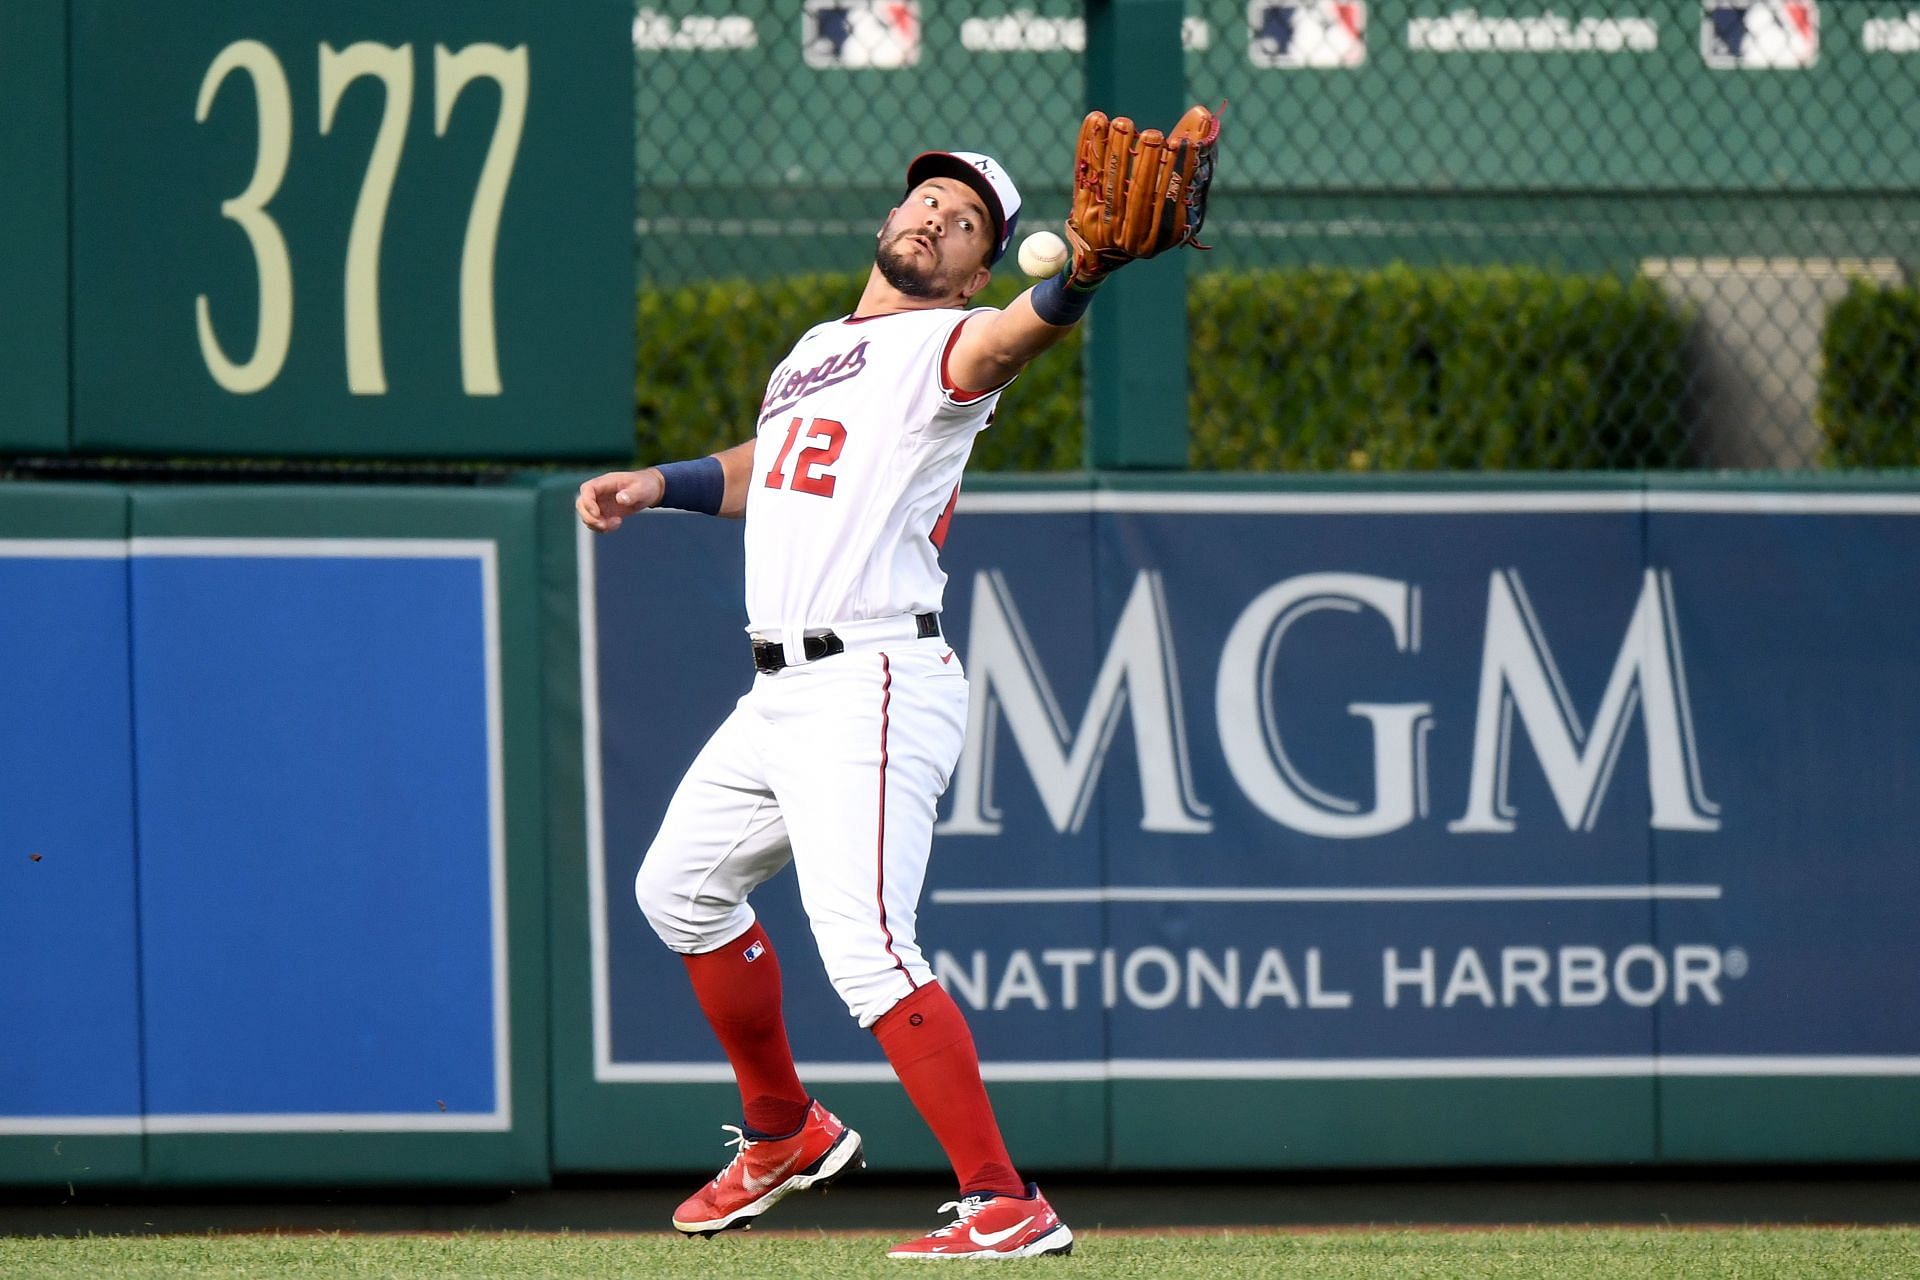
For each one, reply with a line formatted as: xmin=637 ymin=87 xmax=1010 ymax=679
xmin=872 ymin=983 xmax=1024 ymax=1198
xmin=682 ymin=921 xmax=811 ymax=1136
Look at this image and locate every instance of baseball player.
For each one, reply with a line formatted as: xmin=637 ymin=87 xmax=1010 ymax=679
xmin=577 ymin=112 xmax=1216 ymax=1260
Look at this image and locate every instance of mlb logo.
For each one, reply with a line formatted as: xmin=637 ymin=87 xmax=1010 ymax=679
xmin=804 ymin=0 xmax=921 ymax=69
xmin=1249 ymin=1 xmax=1366 ymax=69
xmin=743 ymin=940 xmax=766 ymax=963
xmin=1701 ymin=1 xmax=1818 ymax=69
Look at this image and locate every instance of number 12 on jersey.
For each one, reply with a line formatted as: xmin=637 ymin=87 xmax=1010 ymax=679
xmin=764 ymin=416 xmax=847 ymax=498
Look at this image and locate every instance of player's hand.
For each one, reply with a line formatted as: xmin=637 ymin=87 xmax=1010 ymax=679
xmin=576 ymin=469 xmax=662 ymax=533
xmin=1066 ymin=104 xmax=1221 ymax=287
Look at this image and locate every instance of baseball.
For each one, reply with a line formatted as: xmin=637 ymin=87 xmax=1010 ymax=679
xmin=1017 ymin=230 xmax=1069 ymax=278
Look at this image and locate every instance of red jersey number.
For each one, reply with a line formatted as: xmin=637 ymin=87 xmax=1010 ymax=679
xmin=765 ymin=416 xmax=847 ymax=499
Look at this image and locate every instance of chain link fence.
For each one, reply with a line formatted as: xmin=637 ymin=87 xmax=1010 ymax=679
xmin=633 ymin=2 xmax=1920 ymax=471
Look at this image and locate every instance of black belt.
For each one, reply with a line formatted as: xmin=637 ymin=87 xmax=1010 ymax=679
xmin=752 ymin=613 xmax=940 ymax=674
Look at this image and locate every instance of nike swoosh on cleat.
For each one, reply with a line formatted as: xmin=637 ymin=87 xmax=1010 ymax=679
xmin=742 ymin=1152 xmax=803 ymax=1195
xmin=969 ymin=1216 xmax=1035 ymax=1247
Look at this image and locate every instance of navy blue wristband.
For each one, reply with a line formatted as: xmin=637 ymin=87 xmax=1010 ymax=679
xmin=1030 ymin=269 xmax=1099 ymax=327
xmin=656 ymin=456 xmax=726 ymax=515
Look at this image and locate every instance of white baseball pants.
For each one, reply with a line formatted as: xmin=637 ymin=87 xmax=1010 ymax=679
xmin=634 ymin=624 xmax=966 ymax=1027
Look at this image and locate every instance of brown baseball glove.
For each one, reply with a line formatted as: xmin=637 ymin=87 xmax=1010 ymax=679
xmin=1065 ymin=103 xmax=1221 ymax=288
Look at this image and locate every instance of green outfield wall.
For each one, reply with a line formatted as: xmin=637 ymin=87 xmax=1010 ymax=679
xmin=0 ymin=485 xmax=551 ymax=1188
xmin=0 ymin=3 xmax=70 ymax=454
xmin=3 ymin=0 xmax=632 ymax=462
xmin=7 ymin=473 xmax=1920 ymax=1187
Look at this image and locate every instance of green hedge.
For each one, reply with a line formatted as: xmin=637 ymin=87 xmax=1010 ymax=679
xmin=634 ymin=272 xmax=1082 ymax=472
xmin=1189 ymin=266 xmax=1689 ymax=471
xmin=1820 ymin=280 xmax=1920 ymax=468
xmin=635 ymin=265 xmax=1689 ymax=471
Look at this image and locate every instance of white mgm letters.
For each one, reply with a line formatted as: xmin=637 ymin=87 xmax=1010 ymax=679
xmin=1449 ymin=569 xmax=1719 ymax=834
xmin=1216 ymin=573 xmax=1431 ymax=838
xmin=942 ymin=567 xmax=1715 ymax=839
xmin=939 ymin=570 xmax=1211 ymax=836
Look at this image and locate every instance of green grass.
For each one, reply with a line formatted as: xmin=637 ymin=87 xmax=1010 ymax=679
xmin=1 ymin=1228 xmax=1916 ymax=1279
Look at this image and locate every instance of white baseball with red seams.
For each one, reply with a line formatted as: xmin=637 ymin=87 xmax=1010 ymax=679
xmin=633 ymin=305 xmax=1009 ymax=1026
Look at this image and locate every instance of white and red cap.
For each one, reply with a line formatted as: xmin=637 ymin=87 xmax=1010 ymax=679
xmin=904 ymin=150 xmax=1022 ymax=264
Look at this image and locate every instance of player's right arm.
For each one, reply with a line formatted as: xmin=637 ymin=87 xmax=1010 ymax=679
xmin=576 ymin=439 xmax=757 ymax=532
xmin=948 ymin=105 xmax=1220 ymax=388
xmin=944 ymin=288 xmax=1084 ymax=393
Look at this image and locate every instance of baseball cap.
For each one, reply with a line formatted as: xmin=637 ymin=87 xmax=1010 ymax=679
xmin=904 ymin=150 xmax=1022 ymax=264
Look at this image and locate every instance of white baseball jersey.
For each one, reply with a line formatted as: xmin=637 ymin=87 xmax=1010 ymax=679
xmin=635 ymin=302 xmax=1008 ymax=1027
xmin=742 ymin=306 xmax=1007 ymax=638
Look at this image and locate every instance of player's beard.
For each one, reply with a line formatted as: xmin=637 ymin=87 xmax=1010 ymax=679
xmin=875 ymin=230 xmax=947 ymax=299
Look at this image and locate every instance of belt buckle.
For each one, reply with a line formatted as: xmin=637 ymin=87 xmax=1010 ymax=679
xmin=753 ymin=629 xmax=850 ymax=674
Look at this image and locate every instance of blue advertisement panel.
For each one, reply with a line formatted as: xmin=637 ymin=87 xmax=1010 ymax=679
xmin=0 ymin=550 xmax=142 ymax=1127
xmin=131 ymin=544 xmax=507 ymax=1128
xmin=1646 ymin=503 xmax=1920 ymax=1063
xmin=587 ymin=491 xmax=1920 ymax=1090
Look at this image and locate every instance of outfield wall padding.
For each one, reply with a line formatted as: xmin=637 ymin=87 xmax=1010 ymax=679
xmin=546 ymin=473 xmax=1920 ymax=1175
xmin=0 ymin=485 xmax=549 ymax=1188
xmin=7 ymin=476 xmax=1919 ymax=1188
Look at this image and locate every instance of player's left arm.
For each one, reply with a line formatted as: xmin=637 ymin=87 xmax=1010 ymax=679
xmin=576 ymin=439 xmax=756 ymax=532
xmin=712 ymin=438 xmax=757 ymax=518
xmin=943 ymin=289 xmax=1080 ymax=394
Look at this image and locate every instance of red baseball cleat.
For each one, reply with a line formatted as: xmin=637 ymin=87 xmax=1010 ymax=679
xmin=671 ymin=1100 xmax=865 ymax=1236
xmin=886 ymin=1183 xmax=1073 ymax=1259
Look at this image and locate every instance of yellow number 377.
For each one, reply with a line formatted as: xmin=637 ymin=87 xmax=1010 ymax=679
xmin=194 ymin=40 xmax=528 ymax=397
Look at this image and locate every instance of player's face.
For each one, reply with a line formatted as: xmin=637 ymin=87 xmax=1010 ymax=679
xmin=876 ymin=179 xmax=993 ymax=300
